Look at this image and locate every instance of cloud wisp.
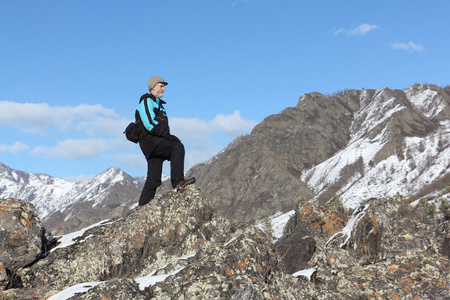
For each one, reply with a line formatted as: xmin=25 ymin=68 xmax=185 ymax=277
xmin=333 ymin=23 xmax=380 ymax=36
xmin=0 ymin=101 xmax=125 ymax=136
xmin=32 ymin=138 xmax=111 ymax=160
xmin=0 ymin=101 xmax=258 ymax=172
xmin=391 ymin=41 xmax=424 ymax=52
xmin=0 ymin=141 xmax=29 ymax=154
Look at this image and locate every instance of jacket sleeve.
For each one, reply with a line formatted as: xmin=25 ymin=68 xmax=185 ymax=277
xmin=136 ymin=98 xmax=169 ymax=137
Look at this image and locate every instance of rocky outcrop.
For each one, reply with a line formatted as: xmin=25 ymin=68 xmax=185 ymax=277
xmin=0 ymin=199 xmax=44 ymax=274
xmin=2 ymin=188 xmax=449 ymax=299
xmin=13 ymin=186 xmax=229 ymax=295
xmin=285 ymin=195 xmax=450 ymax=299
xmin=274 ymin=228 xmax=316 ymax=274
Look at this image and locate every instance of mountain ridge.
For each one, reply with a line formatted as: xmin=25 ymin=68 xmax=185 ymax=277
xmin=188 ymin=83 xmax=449 ymax=223
xmin=0 ymin=162 xmax=143 ymax=234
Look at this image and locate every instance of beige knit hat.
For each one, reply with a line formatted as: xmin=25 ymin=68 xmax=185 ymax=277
xmin=148 ymin=76 xmax=168 ymax=90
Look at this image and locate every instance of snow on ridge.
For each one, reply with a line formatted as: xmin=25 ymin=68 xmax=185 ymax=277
xmin=351 ymin=95 xmax=405 ymax=141
xmin=292 ymin=268 xmax=316 ymax=281
xmin=0 ymin=165 xmax=133 ymax=219
xmin=302 ymin=85 xmax=449 ymax=209
xmin=47 ymin=281 xmax=105 ymax=300
xmin=340 ymin=125 xmax=450 ymax=209
xmin=0 ymin=169 xmax=76 ymax=218
xmin=302 ymin=133 xmax=387 ymax=196
xmin=405 ymin=85 xmax=445 ymax=119
xmin=51 ymin=219 xmax=114 ymax=253
xmin=94 ymin=168 xmax=125 ymax=185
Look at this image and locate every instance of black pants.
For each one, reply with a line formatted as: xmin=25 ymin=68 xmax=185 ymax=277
xmin=138 ymin=139 xmax=185 ymax=206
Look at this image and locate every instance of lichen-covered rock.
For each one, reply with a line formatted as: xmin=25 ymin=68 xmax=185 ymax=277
xmin=305 ymin=196 xmax=450 ymax=299
xmin=75 ymin=278 xmax=150 ymax=300
xmin=144 ymin=226 xmax=304 ymax=299
xmin=0 ymin=261 xmax=7 ymax=290
xmin=4 ymin=189 xmax=449 ymax=299
xmin=283 ymin=201 xmax=348 ymax=248
xmin=274 ymin=228 xmax=316 ymax=274
xmin=14 ymin=186 xmax=235 ymax=298
xmin=0 ymin=198 xmax=43 ymax=272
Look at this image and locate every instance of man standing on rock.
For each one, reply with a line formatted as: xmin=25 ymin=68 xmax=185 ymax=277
xmin=135 ymin=76 xmax=195 ymax=206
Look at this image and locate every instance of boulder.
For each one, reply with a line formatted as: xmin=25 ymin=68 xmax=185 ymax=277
xmin=274 ymin=228 xmax=316 ymax=274
xmin=283 ymin=201 xmax=348 ymax=248
xmin=0 ymin=198 xmax=43 ymax=272
xmin=75 ymin=226 xmax=307 ymax=299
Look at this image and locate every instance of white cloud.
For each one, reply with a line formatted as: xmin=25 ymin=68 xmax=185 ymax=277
xmin=165 ymin=110 xmax=257 ymax=171
xmin=170 ymin=117 xmax=211 ymax=141
xmin=0 ymin=101 xmax=126 ymax=137
xmin=391 ymin=41 xmax=424 ymax=52
xmin=32 ymin=138 xmax=111 ymax=159
xmin=170 ymin=110 xmax=257 ymax=145
xmin=334 ymin=23 xmax=380 ymax=36
xmin=210 ymin=110 xmax=258 ymax=136
xmin=0 ymin=141 xmax=29 ymax=154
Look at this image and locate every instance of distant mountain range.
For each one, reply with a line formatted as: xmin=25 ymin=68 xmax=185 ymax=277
xmin=1 ymin=83 xmax=449 ymax=234
xmin=0 ymin=163 xmax=143 ymax=234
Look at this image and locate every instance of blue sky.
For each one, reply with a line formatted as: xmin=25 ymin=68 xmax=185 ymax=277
xmin=1 ymin=0 xmax=449 ymax=181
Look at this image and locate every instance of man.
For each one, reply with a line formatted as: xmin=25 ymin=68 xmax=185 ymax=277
xmin=135 ymin=76 xmax=195 ymax=206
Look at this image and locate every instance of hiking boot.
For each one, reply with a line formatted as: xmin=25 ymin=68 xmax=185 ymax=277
xmin=173 ymin=177 xmax=196 ymax=191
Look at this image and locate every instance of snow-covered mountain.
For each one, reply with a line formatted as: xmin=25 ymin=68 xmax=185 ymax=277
xmin=189 ymin=84 xmax=450 ymax=224
xmin=0 ymin=163 xmax=143 ymax=234
xmin=301 ymin=85 xmax=450 ymax=208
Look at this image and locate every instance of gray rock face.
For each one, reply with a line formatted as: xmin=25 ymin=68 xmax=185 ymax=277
xmin=438 ymin=221 xmax=450 ymax=259
xmin=0 ymin=198 xmax=43 ymax=273
xmin=275 ymin=228 xmax=316 ymax=274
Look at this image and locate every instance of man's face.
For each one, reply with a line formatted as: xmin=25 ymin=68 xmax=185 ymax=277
xmin=151 ymin=83 xmax=165 ymax=98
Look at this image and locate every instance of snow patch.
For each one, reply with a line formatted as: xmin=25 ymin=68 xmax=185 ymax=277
xmin=51 ymin=219 xmax=114 ymax=252
xmin=254 ymin=210 xmax=295 ymax=239
xmin=134 ymin=254 xmax=195 ymax=290
xmin=326 ymin=204 xmax=370 ymax=248
xmin=292 ymin=268 xmax=316 ymax=281
xmin=135 ymin=267 xmax=185 ymax=291
xmin=47 ymin=281 xmax=105 ymax=300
